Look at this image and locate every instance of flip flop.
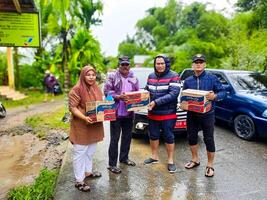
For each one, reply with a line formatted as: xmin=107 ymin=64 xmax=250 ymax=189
xmin=185 ymin=160 xmax=200 ymax=169
xmin=205 ymin=166 xmax=214 ymax=177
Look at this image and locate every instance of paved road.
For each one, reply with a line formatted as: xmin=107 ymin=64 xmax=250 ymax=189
xmin=54 ymin=122 xmax=267 ymax=200
xmin=0 ymin=100 xmax=64 ymax=132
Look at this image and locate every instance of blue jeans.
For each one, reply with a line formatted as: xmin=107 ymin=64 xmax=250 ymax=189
xmin=108 ymin=117 xmax=133 ymax=166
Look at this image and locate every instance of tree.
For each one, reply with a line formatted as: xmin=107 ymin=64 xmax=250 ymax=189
xmin=69 ymin=29 xmax=104 ymax=85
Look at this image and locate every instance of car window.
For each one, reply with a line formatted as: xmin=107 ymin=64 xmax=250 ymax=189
xmin=213 ymin=73 xmax=228 ymax=85
xmin=227 ymin=73 xmax=267 ymax=91
xmin=131 ymin=68 xmax=154 ymax=89
xmin=180 ymin=69 xmax=193 ymax=80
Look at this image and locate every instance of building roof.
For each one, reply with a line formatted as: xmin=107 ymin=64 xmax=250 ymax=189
xmin=0 ymin=0 xmax=37 ymax=13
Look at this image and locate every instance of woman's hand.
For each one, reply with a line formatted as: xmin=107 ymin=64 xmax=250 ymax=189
xmin=84 ymin=116 xmax=94 ymax=124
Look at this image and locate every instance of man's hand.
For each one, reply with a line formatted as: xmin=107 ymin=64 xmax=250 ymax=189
xmin=148 ymin=101 xmax=156 ymax=111
xmin=206 ymin=91 xmax=216 ymax=101
xmin=116 ymin=93 xmax=129 ymax=102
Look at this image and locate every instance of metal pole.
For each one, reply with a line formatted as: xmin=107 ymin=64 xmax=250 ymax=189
xmin=7 ymin=47 xmax=15 ymax=89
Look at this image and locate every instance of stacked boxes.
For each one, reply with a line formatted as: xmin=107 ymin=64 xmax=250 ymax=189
xmin=125 ymin=91 xmax=150 ymax=112
xmin=86 ymin=101 xmax=116 ymax=122
xmin=180 ymin=89 xmax=212 ymax=113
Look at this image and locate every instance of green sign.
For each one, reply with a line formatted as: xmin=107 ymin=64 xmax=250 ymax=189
xmin=0 ymin=12 xmax=41 ymax=47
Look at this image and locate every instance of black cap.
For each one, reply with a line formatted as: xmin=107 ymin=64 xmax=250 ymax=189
xmin=192 ymin=54 xmax=206 ymax=62
xmin=119 ymin=56 xmax=130 ymax=65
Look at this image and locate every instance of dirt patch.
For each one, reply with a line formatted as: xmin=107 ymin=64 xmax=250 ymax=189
xmin=0 ymin=126 xmax=68 ymax=200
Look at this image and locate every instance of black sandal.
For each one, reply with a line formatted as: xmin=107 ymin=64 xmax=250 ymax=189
xmin=85 ymin=171 xmax=102 ymax=179
xmin=205 ymin=166 xmax=214 ymax=177
xmin=185 ymin=160 xmax=200 ymax=169
xmin=75 ymin=182 xmax=90 ymax=192
xmin=107 ymin=166 xmax=121 ymax=174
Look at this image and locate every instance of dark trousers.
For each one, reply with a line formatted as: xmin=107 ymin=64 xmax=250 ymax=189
xmin=108 ymin=117 xmax=133 ymax=166
xmin=187 ymin=111 xmax=215 ymax=152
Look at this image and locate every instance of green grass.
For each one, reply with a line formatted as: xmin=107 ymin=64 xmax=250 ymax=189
xmin=25 ymin=107 xmax=69 ymax=137
xmin=1 ymin=90 xmax=64 ymax=109
xmin=7 ymin=169 xmax=59 ymax=200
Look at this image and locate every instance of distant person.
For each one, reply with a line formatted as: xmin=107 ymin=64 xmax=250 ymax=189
xmin=144 ymin=54 xmax=180 ymax=173
xmin=44 ymin=70 xmax=57 ymax=102
xmin=104 ymin=56 xmax=139 ymax=174
xmin=69 ymin=65 xmax=104 ymax=192
xmin=183 ymin=54 xmax=226 ymax=177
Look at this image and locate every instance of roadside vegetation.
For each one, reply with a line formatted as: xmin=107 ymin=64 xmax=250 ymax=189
xmin=25 ymin=107 xmax=69 ymax=138
xmin=1 ymin=91 xmax=64 ymax=109
xmin=7 ymin=169 xmax=58 ymax=200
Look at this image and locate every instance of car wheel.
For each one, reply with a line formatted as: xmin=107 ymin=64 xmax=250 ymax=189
xmin=234 ymin=114 xmax=256 ymax=140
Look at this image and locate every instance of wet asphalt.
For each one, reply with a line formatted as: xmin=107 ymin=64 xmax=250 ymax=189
xmin=54 ymin=122 xmax=267 ymax=200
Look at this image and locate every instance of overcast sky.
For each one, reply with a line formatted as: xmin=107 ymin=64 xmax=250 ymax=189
xmin=92 ymin=0 xmax=237 ymax=57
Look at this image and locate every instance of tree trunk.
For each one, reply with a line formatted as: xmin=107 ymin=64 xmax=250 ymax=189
xmin=14 ymin=47 xmax=19 ymax=89
xmin=62 ymin=29 xmax=70 ymax=91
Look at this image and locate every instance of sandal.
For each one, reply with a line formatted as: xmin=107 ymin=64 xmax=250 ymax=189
xmin=120 ymin=159 xmax=136 ymax=166
xmin=205 ymin=166 xmax=214 ymax=177
xmin=75 ymin=182 xmax=90 ymax=192
xmin=85 ymin=171 xmax=102 ymax=179
xmin=107 ymin=166 xmax=121 ymax=174
xmin=185 ymin=160 xmax=200 ymax=169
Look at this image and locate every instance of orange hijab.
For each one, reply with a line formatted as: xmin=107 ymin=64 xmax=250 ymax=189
xmin=73 ymin=65 xmax=103 ymax=106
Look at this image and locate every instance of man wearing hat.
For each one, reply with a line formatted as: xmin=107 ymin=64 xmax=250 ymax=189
xmin=183 ymin=54 xmax=226 ymax=177
xmin=104 ymin=56 xmax=139 ymax=174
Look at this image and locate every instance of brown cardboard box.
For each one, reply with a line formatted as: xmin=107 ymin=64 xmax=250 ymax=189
xmin=86 ymin=101 xmax=116 ymax=122
xmin=125 ymin=91 xmax=150 ymax=112
xmin=180 ymin=89 xmax=212 ymax=113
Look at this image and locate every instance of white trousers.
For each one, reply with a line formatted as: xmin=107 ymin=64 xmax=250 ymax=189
xmin=73 ymin=143 xmax=97 ymax=182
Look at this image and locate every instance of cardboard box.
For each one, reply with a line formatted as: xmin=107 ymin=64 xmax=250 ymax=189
xmin=86 ymin=101 xmax=116 ymax=122
xmin=125 ymin=91 xmax=150 ymax=112
xmin=180 ymin=89 xmax=212 ymax=113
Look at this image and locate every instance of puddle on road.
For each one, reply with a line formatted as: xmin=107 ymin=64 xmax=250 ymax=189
xmin=0 ymin=133 xmax=47 ymax=199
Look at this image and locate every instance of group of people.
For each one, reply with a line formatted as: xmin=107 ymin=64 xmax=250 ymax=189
xmin=68 ymin=54 xmax=226 ymax=192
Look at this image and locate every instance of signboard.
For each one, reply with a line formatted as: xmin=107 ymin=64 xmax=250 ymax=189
xmin=0 ymin=12 xmax=41 ymax=47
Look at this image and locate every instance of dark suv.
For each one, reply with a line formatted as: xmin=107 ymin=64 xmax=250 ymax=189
xmin=131 ymin=67 xmax=187 ymax=136
xmin=180 ymin=69 xmax=267 ymax=140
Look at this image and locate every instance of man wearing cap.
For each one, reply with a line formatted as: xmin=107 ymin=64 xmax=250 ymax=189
xmin=104 ymin=56 xmax=139 ymax=174
xmin=183 ymin=54 xmax=226 ymax=177
xmin=143 ymin=54 xmax=180 ymax=173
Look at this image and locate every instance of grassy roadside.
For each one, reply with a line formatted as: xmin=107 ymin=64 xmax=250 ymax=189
xmin=7 ymin=107 xmax=70 ymax=199
xmin=7 ymin=169 xmax=58 ymax=200
xmin=1 ymin=90 xmax=64 ymax=109
xmin=25 ymin=107 xmax=69 ymax=138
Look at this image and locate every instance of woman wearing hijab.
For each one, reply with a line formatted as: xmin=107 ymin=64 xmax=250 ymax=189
xmin=68 ymin=65 xmax=104 ymax=192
